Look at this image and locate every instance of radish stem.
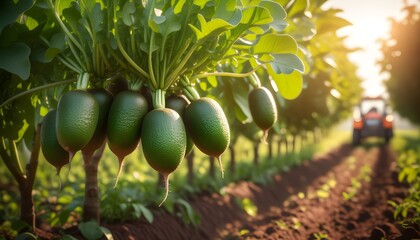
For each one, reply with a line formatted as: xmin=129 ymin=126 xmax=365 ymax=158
xmin=113 ymin=157 xmax=124 ymax=188
xmin=159 ymin=173 xmax=170 ymax=207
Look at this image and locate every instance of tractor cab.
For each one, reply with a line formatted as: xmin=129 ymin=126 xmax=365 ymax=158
xmin=352 ymin=96 xmax=393 ymax=145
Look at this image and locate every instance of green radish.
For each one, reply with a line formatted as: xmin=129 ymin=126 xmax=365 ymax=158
xmin=184 ymin=97 xmax=230 ymax=177
xmin=107 ymin=90 xmax=148 ymax=186
xmin=248 ymin=87 xmax=277 ymax=142
xmin=56 ymin=90 xmax=99 ymax=162
xmin=141 ymin=108 xmax=186 ymax=206
xmin=166 ymin=95 xmax=194 ymax=156
xmin=41 ymin=110 xmax=70 ymax=175
xmin=81 ymin=88 xmax=113 ymax=159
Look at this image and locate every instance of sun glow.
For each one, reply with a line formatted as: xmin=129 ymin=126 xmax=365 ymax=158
xmin=325 ymin=0 xmax=418 ymax=97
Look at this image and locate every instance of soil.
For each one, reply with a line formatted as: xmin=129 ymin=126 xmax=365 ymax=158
xmin=36 ymin=144 xmax=420 ymax=240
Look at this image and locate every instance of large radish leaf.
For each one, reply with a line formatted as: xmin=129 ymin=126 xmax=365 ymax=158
xmin=270 ymin=53 xmax=305 ymax=74
xmin=252 ymin=34 xmax=297 ymax=55
xmin=269 ymin=69 xmax=303 ymax=100
xmin=0 ymin=42 xmax=31 ymax=80
xmin=0 ymin=0 xmax=34 ymax=33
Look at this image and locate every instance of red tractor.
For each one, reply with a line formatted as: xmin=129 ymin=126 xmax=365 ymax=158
xmin=352 ymin=96 xmax=394 ymax=145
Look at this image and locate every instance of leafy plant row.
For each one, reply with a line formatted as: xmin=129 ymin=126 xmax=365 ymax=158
xmin=389 ymin=135 xmax=420 ymax=228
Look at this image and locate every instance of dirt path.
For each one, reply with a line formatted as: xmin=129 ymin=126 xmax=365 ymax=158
xmin=234 ymin=146 xmax=411 ymax=240
xmin=99 ymin=144 xmax=419 ymax=240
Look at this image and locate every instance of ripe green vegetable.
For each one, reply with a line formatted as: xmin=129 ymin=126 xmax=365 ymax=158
xmin=166 ymin=95 xmax=189 ymax=116
xmin=107 ymin=90 xmax=148 ymax=185
xmin=56 ymin=90 xmax=99 ymax=160
xmin=141 ymin=108 xmax=187 ymax=206
xmin=82 ymin=88 xmax=113 ymax=158
xmin=41 ymin=110 xmax=69 ymax=175
xmin=166 ymin=95 xmax=194 ymax=156
xmin=248 ymin=87 xmax=277 ymax=142
xmin=184 ymin=97 xmax=230 ymax=177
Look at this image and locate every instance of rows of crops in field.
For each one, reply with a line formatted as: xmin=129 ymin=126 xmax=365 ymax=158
xmin=0 ymin=0 xmax=419 ymax=239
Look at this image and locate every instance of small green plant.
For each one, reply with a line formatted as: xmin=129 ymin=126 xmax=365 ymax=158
xmin=388 ymin=141 xmax=420 ymax=226
xmin=239 ymin=229 xmax=250 ymax=236
xmin=275 ymin=220 xmax=288 ymax=230
xmin=77 ymin=220 xmax=113 ymax=240
xmin=100 ymin=183 xmax=154 ymax=223
xmin=173 ymin=199 xmax=201 ymax=226
xmin=342 ymin=164 xmax=372 ymax=201
xmin=291 ymin=217 xmax=302 ymax=230
xmin=313 ymin=232 xmax=329 ymax=240
xmin=235 ymin=197 xmax=258 ymax=217
xmin=0 ymin=221 xmax=17 ymax=239
xmin=315 ymin=178 xmax=336 ymax=199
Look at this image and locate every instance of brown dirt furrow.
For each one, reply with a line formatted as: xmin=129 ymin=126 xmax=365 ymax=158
xmin=54 ymin=144 xmax=419 ymax=240
xmin=240 ymin=145 xmax=418 ymax=240
xmin=231 ymin=146 xmax=375 ymax=239
xmin=98 ymin=144 xmax=354 ymax=240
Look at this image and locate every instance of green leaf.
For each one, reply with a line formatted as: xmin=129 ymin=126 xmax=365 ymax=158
xmin=122 ymin=2 xmax=136 ymax=26
xmin=99 ymin=226 xmax=114 ymax=240
xmin=78 ymin=220 xmax=104 ymax=240
xmin=15 ymin=232 xmax=37 ymax=240
xmin=50 ymin=32 xmax=66 ymax=50
xmin=189 ymin=13 xmax=238 ymax=41
xmin=269 ymin=70 xmax=303 ymax=100
xmin=91 ymin=3 xmax=104 ymax=30
xmin=401 ymin=206 xmax=408 ymax=218
xmin=387 ymin=200 xmax=398 ymax=208
xmin=0 ymin=42 xmax=31 ymax=80
xmin=285 ymin=15 xmax=316 ymax=42
xmin=259 ymin=1 xmax=287 ymax=31
xmin=41 ymin=32 xmax=66 ymax=63
xmin=270 ymin=53 xmax=304 ymax=74
xmin=173 ymin=0 xmax=187 ymax=14
xmin=240 ymin=6 xmax=272 ymax=26
xmin=138 ymin=204 xmax=154 ymax=223
xmin=56 ymin=0 xmax=75 ymax=16
xmin=131 ymin=203 xmax=141 ymax=218
xmin=213 ymin=0 xmax=242 ymax=26
xmin=193 ymin=0 xmax=208 ymax=8
xmin=316 ymin=16 xmax=352 ymax=35
xmin=0 ymin=0 xmax=35 ymax=33
xmin=176 ymin=199 xmax=201 ymax=226
xmin=297 ymin=47 xmax=311 ymax=74
xmin=150 ymin=8 xmax=181 ymax=43
xmin=24 ymin=16 xmax=39 ymax=31
xmin=58 ymin=209 xmax=72 ymax=226
xmin=199 ymin=81 xmax=208 ymax=91
xmin=60 ymin=235 xmax=78 ymax=240
xmin=398 ymin=168 xmax=407 ymax=182
xmin=241 ymin=198 xmax=257 ymax=217
xmin=232 ymin=86 xmax=252 ymax=123
xmin=286 ymin=0 xmax=308 ymax=17
xmin=252 ymin=34 xmax=297 ymax=55
xmin=207 ymin=75 xmax=218 ymax=87
xmin=62 ymin=4 xmax=83 ymax=37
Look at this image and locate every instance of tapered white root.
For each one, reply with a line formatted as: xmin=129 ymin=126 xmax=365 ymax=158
xmin=56 ymin=171 xmax=62 ymax=191
xmin=261 ymin=129 xmax=268 ymax=144
xmin=216 ymin=156 xmax=224 ymax=178
xmin=159 ymin=173 xmax=170 ymax=207
xmin=113 ymin=158 xmax=124 ymax=188
xmin=66 ymin=151 xmax=75 ymax=177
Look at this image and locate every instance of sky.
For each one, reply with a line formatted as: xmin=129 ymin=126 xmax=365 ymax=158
xmin=324 ymin=0 xmax=419 ymax=97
